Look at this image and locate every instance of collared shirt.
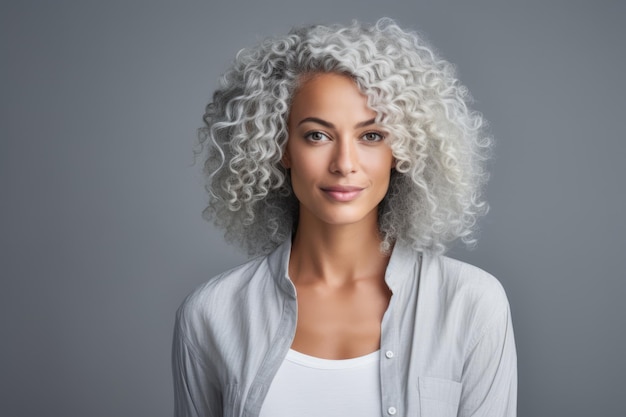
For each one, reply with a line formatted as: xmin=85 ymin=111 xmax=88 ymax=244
xmin=172 ymin=240 xmax=517 ymax=417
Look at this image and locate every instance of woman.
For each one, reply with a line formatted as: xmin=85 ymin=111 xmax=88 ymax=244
xmin=173 ymin=18 xmax=516 ymax=417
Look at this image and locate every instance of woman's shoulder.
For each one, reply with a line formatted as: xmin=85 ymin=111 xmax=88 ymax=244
xmin=437 ymin=255 xmax=506 ymax=298
xmin=174 ymin=253 xmax=281 ymax=351
xmin=414 ymin=253 xmax=513 ymax=350
xmin=178 ymin=254 xmax=269 ymax=317
xmin=176 ymin=241 xmax=292 ymax=333
xmin=422 ymin=253 xmax=511 ymax=325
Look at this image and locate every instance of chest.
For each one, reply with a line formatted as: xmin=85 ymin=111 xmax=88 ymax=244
xmin=290 ymin=279 xmax=391 ymax=359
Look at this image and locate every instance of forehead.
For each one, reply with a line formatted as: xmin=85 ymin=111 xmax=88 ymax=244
xmin=288 ymin=73 xmax=376 ymax=124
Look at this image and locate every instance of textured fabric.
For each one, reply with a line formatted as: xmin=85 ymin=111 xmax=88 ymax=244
xmin=172 ymin=239 xmax=517 ymax=417
xmin=258 ymin=349 xmax=381 ymax=417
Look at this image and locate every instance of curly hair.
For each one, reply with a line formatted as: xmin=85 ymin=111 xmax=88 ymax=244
xmin=198 ymin=18 xmax=492 ymax=256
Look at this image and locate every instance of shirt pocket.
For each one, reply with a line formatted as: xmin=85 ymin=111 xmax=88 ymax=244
xmin=418 ymin=376 xmax=462 ymax=417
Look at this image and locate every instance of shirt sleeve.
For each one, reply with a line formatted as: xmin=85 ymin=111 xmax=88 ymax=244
xmin=172 ymin=312 xmax=221 ymax=417
xmin=458 ymin=298 xmax=517 ymax=417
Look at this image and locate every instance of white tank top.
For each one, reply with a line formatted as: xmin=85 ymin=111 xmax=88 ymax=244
xmin=259 ymin=349 xmax=382 ymax=417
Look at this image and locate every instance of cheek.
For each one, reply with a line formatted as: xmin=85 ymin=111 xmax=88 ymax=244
xmin=289 ymin=156 xmax=306 ymax=176
xmin=288 ymin=150 xmax=324 ymax=183
xmin=362 ymin=151 xmax=394 ymax=178
xmin=288 ymin=160 xmax=316 ymax=201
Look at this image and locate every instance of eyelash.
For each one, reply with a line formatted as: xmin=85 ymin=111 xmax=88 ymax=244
xmin=305 ymin=131 xmax=330 ymax=142
xmin=304 ymin=131 xmax=385 ymax=143
xmin=361 ymin=132 xmax=384 ymax=142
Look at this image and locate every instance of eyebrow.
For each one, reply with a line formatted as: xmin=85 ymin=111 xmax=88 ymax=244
xmin=297 ymin=117 xmax=377 ymax=129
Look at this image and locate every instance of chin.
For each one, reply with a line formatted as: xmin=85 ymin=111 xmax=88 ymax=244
xmin=311 ymin=208 xmax=377 ymax=227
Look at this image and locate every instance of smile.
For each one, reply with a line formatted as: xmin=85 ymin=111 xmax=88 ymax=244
xmin=320 ymin=186 xmax=365 ymax=202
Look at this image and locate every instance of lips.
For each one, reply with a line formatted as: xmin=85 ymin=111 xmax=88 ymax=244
xmin=320 ymin=185 xmax=365 ymax=202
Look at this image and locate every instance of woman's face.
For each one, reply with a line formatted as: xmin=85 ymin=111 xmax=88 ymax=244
xmin=284 ymin=72 xmax=394 ymax=229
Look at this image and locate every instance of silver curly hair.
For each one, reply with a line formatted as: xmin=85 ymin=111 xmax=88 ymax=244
xmin=198 ymin=18 xmax=492 ymax=256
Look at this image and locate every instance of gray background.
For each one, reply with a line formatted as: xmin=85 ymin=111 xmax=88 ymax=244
xmin=2 ymin=1 xmax=624 ymax=416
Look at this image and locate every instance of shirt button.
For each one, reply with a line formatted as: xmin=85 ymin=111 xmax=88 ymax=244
xmin=385 ymin=350 xmax=394 ymax=359
xmin=387 ymin=406 xmax=397 ymax=415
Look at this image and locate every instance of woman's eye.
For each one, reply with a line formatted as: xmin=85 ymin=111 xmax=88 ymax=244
xmin=305 ymin=131 xmax=329 ymax=142
xmin=362 ymin=132 xmax=384 ymax=142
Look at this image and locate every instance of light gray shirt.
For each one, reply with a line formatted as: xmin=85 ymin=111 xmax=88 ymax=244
xmin=172 ymin=239 xmax=517 ymax=417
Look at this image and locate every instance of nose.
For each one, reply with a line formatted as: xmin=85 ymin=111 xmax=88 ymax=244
xmin=329 ymin=137 xmax=357 ymax=175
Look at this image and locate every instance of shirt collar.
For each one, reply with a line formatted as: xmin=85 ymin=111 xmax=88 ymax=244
xmin=384 ymin=241 xmax=420 ymax=293
xmin=267 ymin=239 xmax=295 ymax=297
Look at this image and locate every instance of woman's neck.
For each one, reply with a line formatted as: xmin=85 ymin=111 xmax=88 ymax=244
xmin=289 ymin=216 xmax=391 ymax=287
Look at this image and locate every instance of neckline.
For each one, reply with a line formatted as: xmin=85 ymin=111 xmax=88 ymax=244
xmin=285 ymin=349 xmax=380 ymax=369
